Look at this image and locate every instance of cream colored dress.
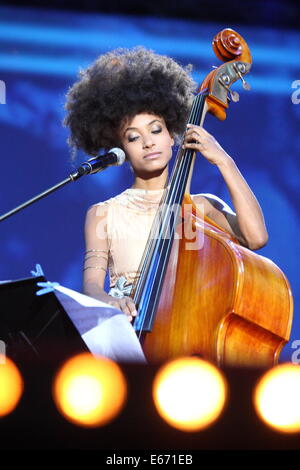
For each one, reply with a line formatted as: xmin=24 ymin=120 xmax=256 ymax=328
xmin=95 ymin=188 xmax=165 ymax=290
xmin=94 ymin=188 xmax=235 ymax=291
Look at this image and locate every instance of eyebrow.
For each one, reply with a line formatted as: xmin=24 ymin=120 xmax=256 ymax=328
xmin=124 ymin=119 xmax=162 ymax=135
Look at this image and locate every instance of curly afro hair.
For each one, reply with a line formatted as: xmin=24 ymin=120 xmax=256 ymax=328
xmin=63 ymin=47 xmax=197 ymax=157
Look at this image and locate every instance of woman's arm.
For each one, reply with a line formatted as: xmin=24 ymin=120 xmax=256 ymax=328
xmin=83 ymin=204 xmax=109 ymax=300
xmin=184 ymin=125 xmax=268 ymax=250
xmin=83 ymin=204 xmax=137 ymax=321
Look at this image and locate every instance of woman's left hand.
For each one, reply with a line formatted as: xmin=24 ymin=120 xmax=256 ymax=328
xmin=183 ymin=124 xmax=230 ymax=166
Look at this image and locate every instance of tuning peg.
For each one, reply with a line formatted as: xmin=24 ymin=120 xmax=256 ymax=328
xmin=218 ymin=77 xmax=240 ymax=103
xmin=233 ymin=63 xmax=251 ymax=91
xmin=230 ymin=90 xmax=240 ymax=102
xmin=242 ymin=80 xmax=251 ymax=91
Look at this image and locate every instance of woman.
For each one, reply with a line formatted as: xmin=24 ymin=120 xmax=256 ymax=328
xmin=64 ymin=47 xmax=268 ymax=323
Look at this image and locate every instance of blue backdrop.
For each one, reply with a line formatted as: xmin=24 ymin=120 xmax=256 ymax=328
xmin=0 ymin=6 xmax=299 ymax=361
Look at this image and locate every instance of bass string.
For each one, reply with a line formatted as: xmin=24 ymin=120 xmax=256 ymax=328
xmin=133 ymin=92 xmax=205 ymax=315
xmin=134 ymin=92 xmax=205 ymax=302
xmin=133 ymin=93 xmax=206 ymax=333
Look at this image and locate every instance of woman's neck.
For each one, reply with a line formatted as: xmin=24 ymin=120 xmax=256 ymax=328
xmin=131 ymin=169 xmax=169 ymax=191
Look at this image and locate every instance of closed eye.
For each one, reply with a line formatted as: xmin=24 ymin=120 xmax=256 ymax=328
xmin=128 ymin=135 xmax=139 ymax=142
xmin=127 ymin=127 xmax=162 ymax=142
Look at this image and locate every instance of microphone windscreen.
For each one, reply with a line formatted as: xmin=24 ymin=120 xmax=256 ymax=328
xmin=109 ymin=148 xmax=126 ymax=166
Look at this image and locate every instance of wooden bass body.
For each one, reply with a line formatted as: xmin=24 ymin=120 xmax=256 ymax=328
xmin=141 ymin=194 xmax=293 ymax=367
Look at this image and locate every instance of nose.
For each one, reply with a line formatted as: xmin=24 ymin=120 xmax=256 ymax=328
xmin=142 ymin=135 xmax=155 ymax=149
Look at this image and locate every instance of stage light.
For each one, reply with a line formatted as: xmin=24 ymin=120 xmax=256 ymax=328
xmin=52 ymin=353 xmax=127 ymax=428
xmin=254 ymin=363 xmax=300 ymax=433
xmin=152 ymin=357 xmax=227 ymax=432
xmin=0 ymin=355 xmax=23 ymax=417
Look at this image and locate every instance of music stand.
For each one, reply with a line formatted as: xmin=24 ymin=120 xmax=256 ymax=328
xmin=0 ymin=275 xmax=88 ymax=364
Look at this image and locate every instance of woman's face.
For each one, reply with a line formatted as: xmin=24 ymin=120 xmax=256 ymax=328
xmin=119 ymin=113 xmax=174 ymax=176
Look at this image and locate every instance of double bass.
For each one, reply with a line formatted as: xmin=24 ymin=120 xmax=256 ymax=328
xmin=131 ymin=29 xmax=293 ymax=368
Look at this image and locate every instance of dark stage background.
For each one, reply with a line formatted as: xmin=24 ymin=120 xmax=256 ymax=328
xmin=0 ymin=1 xmax=299 ymax=363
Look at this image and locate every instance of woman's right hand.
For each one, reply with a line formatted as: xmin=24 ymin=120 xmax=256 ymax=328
xmin=105 ymin=295 xmax=138 ymax=323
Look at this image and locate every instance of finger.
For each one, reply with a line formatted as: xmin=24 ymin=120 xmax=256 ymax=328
xmin=183 ymin=142 xmax=202 ymax=150
xmin=184 ymin=142 xmax=200 ymax=146
xmin=187 ymin=124 xmax=210 ymax=136
xmin=185 ymin=137 xmax=202 ymax=146
xmin=186 ymin=125 xmax=203 ymax=135
xmin=185 ymin=132 xmax=205 ymax=146
xmin=185 ymin=128 xmax=201 ymax=138
xmin=126 ymin=299 xmax=137 ymax=317
xmin=120 ymin=302 xmax=133 ymax=318
xmin=126 ymin=297 xmax=137 ymax=316
xmin=108 ymin=299 xmax=130 ymax=316
xmin=185 ymin=131 xmax=201 ymax=141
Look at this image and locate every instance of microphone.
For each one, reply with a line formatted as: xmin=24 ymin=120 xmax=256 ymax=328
xmin=76 ymin=148 xmax=126 ymax=176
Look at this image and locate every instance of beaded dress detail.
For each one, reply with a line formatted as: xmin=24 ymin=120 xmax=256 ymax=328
xmin=95 ymin=188 xmax=165 ymax=290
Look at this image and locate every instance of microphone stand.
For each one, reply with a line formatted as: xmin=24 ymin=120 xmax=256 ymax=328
xmin=0 ymin=155 xmax=113 ymax=223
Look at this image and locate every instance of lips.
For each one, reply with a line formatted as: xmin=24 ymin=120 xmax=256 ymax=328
xmin=143 ymin=152 xmax=162 ymax=159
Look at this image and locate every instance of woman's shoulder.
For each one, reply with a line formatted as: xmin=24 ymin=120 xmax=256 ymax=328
xmin=91 ymin=190 xmax=128 ymax=207
xmin=86 ymin=189 xmax=129 ymax=219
